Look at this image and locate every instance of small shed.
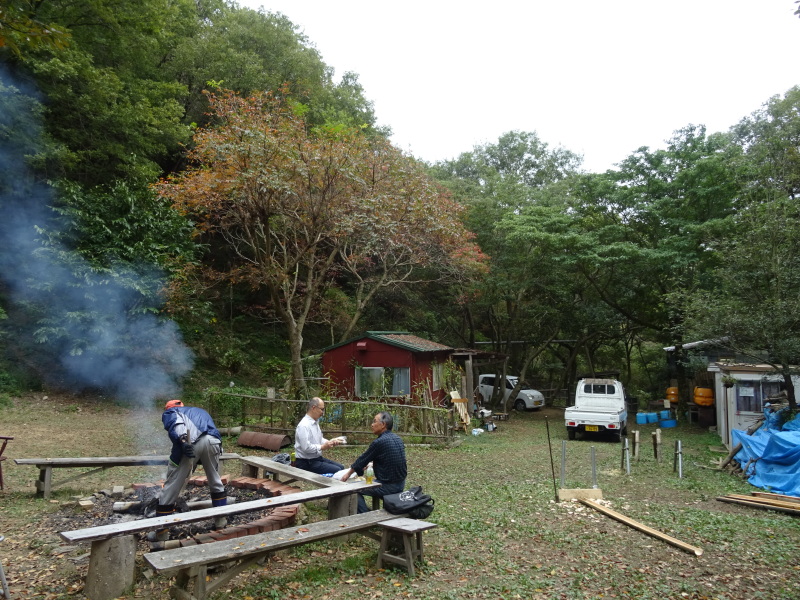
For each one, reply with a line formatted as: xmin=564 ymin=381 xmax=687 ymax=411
xmin=708 ymin=361 xmax=800 ymax=448
xmin=321 ymin=331 xmax=454 ymax=404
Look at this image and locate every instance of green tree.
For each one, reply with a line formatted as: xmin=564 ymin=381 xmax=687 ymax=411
xmin=684 ymin=198 xmax=800 ymax=410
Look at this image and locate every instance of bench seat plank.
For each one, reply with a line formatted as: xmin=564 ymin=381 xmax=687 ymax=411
xmin=15 ymin=453 xmax=241 ymax=467
xmin=145 ymin=510 xmax=408 ymax=599
xmin=145 ymin=509 xmax=404 ymax=573
xmin=15 ymin=453 xmax=241 ymax=499
xmin=239 ymin=456 xmax=345 ymax=488
xmin=60 ymin=481 xmax=378 ymax=543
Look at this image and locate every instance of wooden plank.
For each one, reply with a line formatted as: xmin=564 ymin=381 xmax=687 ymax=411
xmin=239 ymin=455 xmax=344 ymax=488
xmin=724 ymin=494 xmax=800 ymax=510
xmin=558 ymin=488 xmax=603 ymax=501
xmin=751 ymin=491 xmax=800 ymax=504
xmin=15 ymin=453 xmax=240 ymax=467
xmin=579 ymin=499 xmax=703 ymax=556
xmin=144 ymin=509 xmax=404 ymax=573
xmin=60 ymin=481 xmax=378 ymax=543
xmin=716 ymin=496 xmax=800 ymax=516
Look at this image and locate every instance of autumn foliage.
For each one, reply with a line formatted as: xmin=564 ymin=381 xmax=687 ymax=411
xmin=158 ymin=88 xmax=486 ymax=390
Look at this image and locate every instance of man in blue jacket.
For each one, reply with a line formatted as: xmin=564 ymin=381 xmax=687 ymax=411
xmin=149 ymin=399 xmax=227 ymax=541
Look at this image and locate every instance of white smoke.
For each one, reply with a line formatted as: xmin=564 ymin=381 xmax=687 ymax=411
xmin=0 ymin=66 xmax=193 ymax=406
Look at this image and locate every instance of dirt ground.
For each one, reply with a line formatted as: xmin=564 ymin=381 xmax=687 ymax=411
xmin=1 ymin=393 xmax=800 ymax=600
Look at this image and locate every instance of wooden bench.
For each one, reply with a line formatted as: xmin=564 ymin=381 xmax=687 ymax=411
xmin=240 ymin=455 xmax=341 ymax=486
xmin=14 ymin=453 xmax=241 ymax=499
xmin=60 ymin=480 xmax=378 ymax=600
xmin=144 ymin=509 xmax=408 ymax=600
xmin=239 ymin=456 xmax=357 ymax=519
xmin=376 ymin=517 xmax=437 ymax=576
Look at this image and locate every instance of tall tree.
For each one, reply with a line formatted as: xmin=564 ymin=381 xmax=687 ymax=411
xmin=684 ymin=198 xmax=800 ymax=410
xmin=160 ymin=89 xmax=484 ymax=393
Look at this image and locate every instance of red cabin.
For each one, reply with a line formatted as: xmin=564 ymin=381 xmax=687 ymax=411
xmin=321 ymin=331 xmax=454 ymax=404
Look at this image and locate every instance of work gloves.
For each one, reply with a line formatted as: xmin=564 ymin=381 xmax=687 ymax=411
xmin=181 ymin=436 xmax=195 ymax=458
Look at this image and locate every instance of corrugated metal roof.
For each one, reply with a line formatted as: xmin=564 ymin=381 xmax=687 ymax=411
xmin=320 ymin=331 xmax=452 ymax=354
xmin=369 ymin=331 xmax=452 ymax=353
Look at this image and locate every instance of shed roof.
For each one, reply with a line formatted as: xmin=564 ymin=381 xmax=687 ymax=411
xmin=321 ymin=331 xmax=453 ymax=354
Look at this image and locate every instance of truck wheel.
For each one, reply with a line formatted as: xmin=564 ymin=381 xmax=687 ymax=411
xmin=567 ymin=428 xmax=576 ymax=440
xmin=612 ymin=431 xmax=622 ymax=443
xmin=514 ymin=399 xmax=527 ymax=412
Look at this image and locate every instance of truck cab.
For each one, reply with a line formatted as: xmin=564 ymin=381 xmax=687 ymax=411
xmin=565 ymin=378 xmax=627 ymax=441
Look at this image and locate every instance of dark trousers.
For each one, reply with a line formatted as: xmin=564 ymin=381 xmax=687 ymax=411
xmin=294 ymin=456 xmax=344 ymax=475
xmin=357 ymin=479 xmax=405 ymax=513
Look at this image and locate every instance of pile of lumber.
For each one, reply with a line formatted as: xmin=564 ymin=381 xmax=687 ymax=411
xmin=717 ymin=491 xmax=800 ymax=516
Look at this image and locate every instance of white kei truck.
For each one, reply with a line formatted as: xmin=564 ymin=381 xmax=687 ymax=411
xmin=564 ymin=377 xmax=628 ymax=442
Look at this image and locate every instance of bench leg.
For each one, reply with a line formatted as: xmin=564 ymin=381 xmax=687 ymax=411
xmin=172 ymin=565 xmax=207 ymax=600
xmin=241 ymin=464 xmax=259 ymax=478
xmin=377 ymin=531 xmax=423 ymax=576
xmin=85 ymin=536 xmax=136 ymax=600
xmin=35 ymin=467 xmax=52 ymax=499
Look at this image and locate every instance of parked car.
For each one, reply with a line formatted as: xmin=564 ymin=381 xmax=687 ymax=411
xmin=564 ymin=377 xmax=627 ymax=442
xmin=478 ymin=374 xmax=545 ymax=411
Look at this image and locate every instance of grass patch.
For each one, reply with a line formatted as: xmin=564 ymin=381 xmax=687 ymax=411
xmin=2 ymin=397 xmax=800 ymax=600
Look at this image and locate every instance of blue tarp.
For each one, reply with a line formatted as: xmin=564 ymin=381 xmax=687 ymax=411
xmin=732 ymin=408 xmax=800 ymax=497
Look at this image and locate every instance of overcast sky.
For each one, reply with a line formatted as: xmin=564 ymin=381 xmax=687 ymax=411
xmin=240 ymin=1 xmax=799 ymax=173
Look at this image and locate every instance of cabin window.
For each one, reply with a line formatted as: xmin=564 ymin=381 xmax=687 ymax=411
xmin=356 ymin=367 xmax=410 ymax=397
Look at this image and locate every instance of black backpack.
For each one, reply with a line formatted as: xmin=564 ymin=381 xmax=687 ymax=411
xmin=382 ymin=485 xmax=435 ymax=519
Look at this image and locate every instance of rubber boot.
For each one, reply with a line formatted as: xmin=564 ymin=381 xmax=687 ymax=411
xmin=146 ymin=503 xmax=175 ymax=542
xmin=211 ymin=492 xmax=227 ymax=529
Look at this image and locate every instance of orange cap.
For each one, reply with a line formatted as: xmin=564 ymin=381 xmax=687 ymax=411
xmin=164 ymin=399 xmax=184 ymax=410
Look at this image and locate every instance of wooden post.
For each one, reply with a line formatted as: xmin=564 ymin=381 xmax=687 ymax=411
xmin=652 ymin=429 xmax=662 ymax=462
xmin=633 ymin=431 xmax=640 ymax=460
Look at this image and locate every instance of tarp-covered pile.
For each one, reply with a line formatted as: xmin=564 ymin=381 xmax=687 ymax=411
xmin=732 ymin=408 xmax=800 ymax=497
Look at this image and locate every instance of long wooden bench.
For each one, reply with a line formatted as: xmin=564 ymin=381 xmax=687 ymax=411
xmin=60 ymin=480 xmax=378 ymax=600
xmin=144 ymin=509 xmax=410 ymax=600
xmin=59 ymin=481 xmax=377 ymax=544
xmin=14 ymin=453 xmax=241 ymax=499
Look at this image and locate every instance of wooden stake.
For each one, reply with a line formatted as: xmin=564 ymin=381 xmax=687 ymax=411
xmin=633 ymin=430 xmax=640 ymax=460
xmin=580 ymin=499 xmax=703 ymax=556
xmin=652 ymin=429 xmax=662 ymax=462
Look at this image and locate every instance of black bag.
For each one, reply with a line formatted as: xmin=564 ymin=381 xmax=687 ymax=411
xmin=382 ymin=485 xmax=435 ymax=519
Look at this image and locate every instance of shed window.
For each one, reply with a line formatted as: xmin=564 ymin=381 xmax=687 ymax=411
xmin=356 ymin=367 xmax=410 ymax=397
xmin=734 ymin=380 xmax=782 ymax=413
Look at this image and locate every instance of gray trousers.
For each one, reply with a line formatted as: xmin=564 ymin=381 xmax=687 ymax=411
xmin=159 ymin=435 xmax=224 ymax=506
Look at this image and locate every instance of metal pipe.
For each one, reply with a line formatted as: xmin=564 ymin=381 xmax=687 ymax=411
xmin=591 ymin=446 xmax=598 ymax=488
xmin=674 ymin=440 xmax=683 ymax=478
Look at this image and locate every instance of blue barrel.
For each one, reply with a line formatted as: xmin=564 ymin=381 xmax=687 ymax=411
xmin=660 ymin=410 xmax=671 ymax=420
xmin=660 ymin=419 xmax=677 ymax=428
xmin=646 ymin=412 xmax=658 ymax=424
xmin=636 ymin=413 xmax=647 ymax=425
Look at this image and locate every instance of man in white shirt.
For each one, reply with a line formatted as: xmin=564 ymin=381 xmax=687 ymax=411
xmin=294 ymin=397 xmax=344 ymax=475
